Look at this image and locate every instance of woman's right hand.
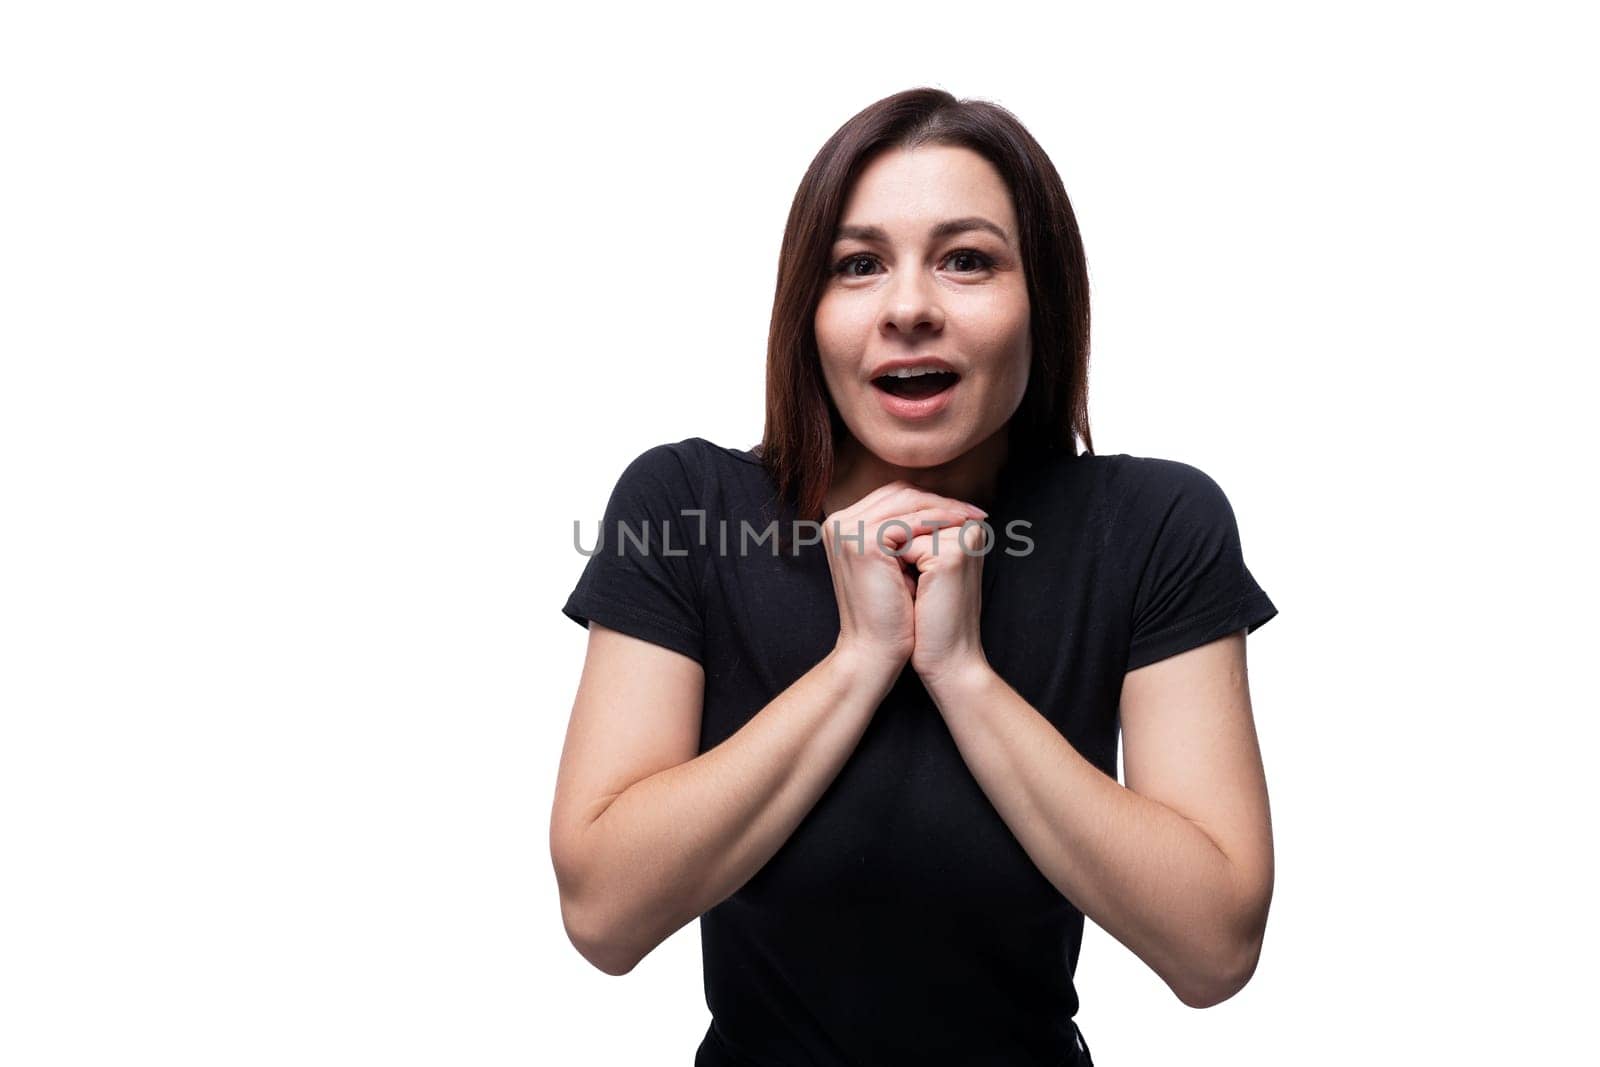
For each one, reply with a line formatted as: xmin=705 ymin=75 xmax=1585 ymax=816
xmin=821 ymin=481 xmax=989 ymax=675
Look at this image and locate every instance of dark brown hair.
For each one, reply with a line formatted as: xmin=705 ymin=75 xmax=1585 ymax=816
xmin=754 ymin=86 xmax=1094 ymax=528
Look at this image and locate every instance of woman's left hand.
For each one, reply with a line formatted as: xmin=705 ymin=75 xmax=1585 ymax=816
xmin=897 ymin=517 xmax=992 ymax=691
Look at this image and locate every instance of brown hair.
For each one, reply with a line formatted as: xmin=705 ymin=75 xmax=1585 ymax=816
xmin=754 ymin=86 xmax=1094 ymax=529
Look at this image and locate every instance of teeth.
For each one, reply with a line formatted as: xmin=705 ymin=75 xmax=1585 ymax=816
xmin=880 ymin=366 xmax=951 ymax=379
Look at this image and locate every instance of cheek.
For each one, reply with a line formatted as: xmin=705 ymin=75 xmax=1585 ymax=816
xmin=813 ymin=319 xmax=849 ymax=398
xmin=970 ymin=310 xmax=1031 ymax=415
xmin=999 ymin=291 xmax=1032 ymax=371
xmin=817 ymin=359 xmax=851 ymax=409
xmin=1006 ymin=323 xmax=1033 ymax=401
xmin=814 ymin=295 xmax=869 ymax=397
xmin=966 ymin=295 xmax=1031 ymax=384
xmin=815 ymin=291 xmax=872 ymax=347
xmin=995 ymin=287 xmax=1033 ymax=346
xmin=813 ymin=295 xmax=840 ymax=358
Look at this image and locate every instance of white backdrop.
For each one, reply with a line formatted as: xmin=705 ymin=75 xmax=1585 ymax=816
xmin=3 ymin=2 xmax=1595 ymax=1064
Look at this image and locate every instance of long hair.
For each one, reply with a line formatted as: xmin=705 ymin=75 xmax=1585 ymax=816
xmin=755 ymin=87 xmax=1094 ymax=529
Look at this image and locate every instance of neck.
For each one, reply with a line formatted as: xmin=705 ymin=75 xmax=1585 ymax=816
xmin=824 ymin=427 xmax=1011 ymax=518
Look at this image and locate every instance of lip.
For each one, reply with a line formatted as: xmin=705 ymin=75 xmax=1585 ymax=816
xmin=867 ymin=355 xmax=960 ymax=381
xmin=870 ymin=373 xmax=960 ymax=421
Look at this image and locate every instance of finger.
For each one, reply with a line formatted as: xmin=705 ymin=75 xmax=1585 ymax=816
xmin=859 ymin=486 xmax=988 ymax=525
xmin=825 ymin=492 xmax=975 ymax=549
xmin=900 ymin=520 xmax=992 ymax=565
xmin=874 ymin=508 xmax=980 ymax=553
xmin=828 ymin=478 xmax=916 ymax=520
xmin=899 ymin=531 xmax=935 ymax=569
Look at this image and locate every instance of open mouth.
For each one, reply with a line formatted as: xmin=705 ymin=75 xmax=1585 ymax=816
xmin=871 ymin=370 xmax=960 ymax=400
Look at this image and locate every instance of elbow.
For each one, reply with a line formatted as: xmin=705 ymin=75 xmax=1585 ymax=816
xmin=577 ymin=937 xmax=643 ymax=978
xmin=1173 ymin=931 xmax=1263 ymax=1008
xmin=551 ymin=832 xmax=643 ymax=977
xmin=549 ymin=811 xmax=692 ymax=978
xmin=1173 ymin=888 xmax=1270 ymax=1009
xmin=1175 ymin=857 xmax=1272 ymax=1008
xmin=559 ymin=891 xmax=643 ymax=977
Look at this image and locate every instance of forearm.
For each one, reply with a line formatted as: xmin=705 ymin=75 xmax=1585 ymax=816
xmin=926 ymin=662 xmax=1258 ymax=1007
xmin=570 ymin=644 xmax=900 ymax=974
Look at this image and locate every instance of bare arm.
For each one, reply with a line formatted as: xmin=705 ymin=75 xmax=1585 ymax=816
xmin=550 ymin=624 xmax=900 ymax=975
xmin=922 ymin=631 xmax=1274 ymax=1008
xmin=552 ymin=482 xmax=984 ymax=975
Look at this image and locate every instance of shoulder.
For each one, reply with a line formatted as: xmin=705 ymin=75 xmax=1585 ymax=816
xmin=627 ymin=436 xmax=760 ymax=472
xmin=620 ymin=437 xmax=707 ymax=480
xmin=610 ymin=436 xmax=766 ymax=508
xmin=1065 ymin=453 xmax=1246 ymax=576
xmin=1092 ymin=452 xmax=1224 ymax=493
xmin=1086 ymin=452 xmax=1235 ymax=521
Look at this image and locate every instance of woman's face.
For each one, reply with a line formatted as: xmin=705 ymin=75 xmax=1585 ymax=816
xmin=815 ymin=144 xmax=1031 ymax=471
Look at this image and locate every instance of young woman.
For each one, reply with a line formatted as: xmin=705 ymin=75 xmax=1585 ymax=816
xmin=552 ymin=87 xmax=1279 ymax=1066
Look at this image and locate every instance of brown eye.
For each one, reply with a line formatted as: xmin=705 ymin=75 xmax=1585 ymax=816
xmin=830 ymin=249 xmax=995 ymax=277
xmin=832 ymin=254 xmax=878 ymax=277
xmin=946 ymin=250 xmax=995 ymax=273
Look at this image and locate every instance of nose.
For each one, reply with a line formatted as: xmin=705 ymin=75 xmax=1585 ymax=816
xmin=878 ymin=263 xmax=945 ymax=339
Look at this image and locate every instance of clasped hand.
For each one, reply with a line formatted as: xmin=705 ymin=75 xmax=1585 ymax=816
xmin=822 ymin=480 xmax=994 ymax=689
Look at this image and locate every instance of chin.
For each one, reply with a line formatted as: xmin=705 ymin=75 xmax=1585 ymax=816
xmin=858 ymin=429 xmax=967 ymax=470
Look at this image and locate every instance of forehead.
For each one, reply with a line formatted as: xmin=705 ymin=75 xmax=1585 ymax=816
xmin=835 ymin=145 xmax=1017 ymax=240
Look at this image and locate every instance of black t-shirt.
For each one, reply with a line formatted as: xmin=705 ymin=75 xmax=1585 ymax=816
xmin=561 ymin=436 xmax=1278 ymax=1066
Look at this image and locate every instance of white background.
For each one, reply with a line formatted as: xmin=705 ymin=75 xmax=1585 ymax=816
xmin=3 ymin=2 xmax=1595 ymax=1063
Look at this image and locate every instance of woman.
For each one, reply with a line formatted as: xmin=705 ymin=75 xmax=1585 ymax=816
xmin=552 ymin=87 xmax=1279 ymax=1066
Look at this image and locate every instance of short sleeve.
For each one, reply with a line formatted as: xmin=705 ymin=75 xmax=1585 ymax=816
xmin=1123 ymin=458 xmax=1278 ymax=673
xmin=561 ymin=443 xmax=707 ymax=665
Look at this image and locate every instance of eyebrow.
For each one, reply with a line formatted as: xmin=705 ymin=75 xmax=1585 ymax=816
xmin=833 ymin=216 xmax=1012 ymax=246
